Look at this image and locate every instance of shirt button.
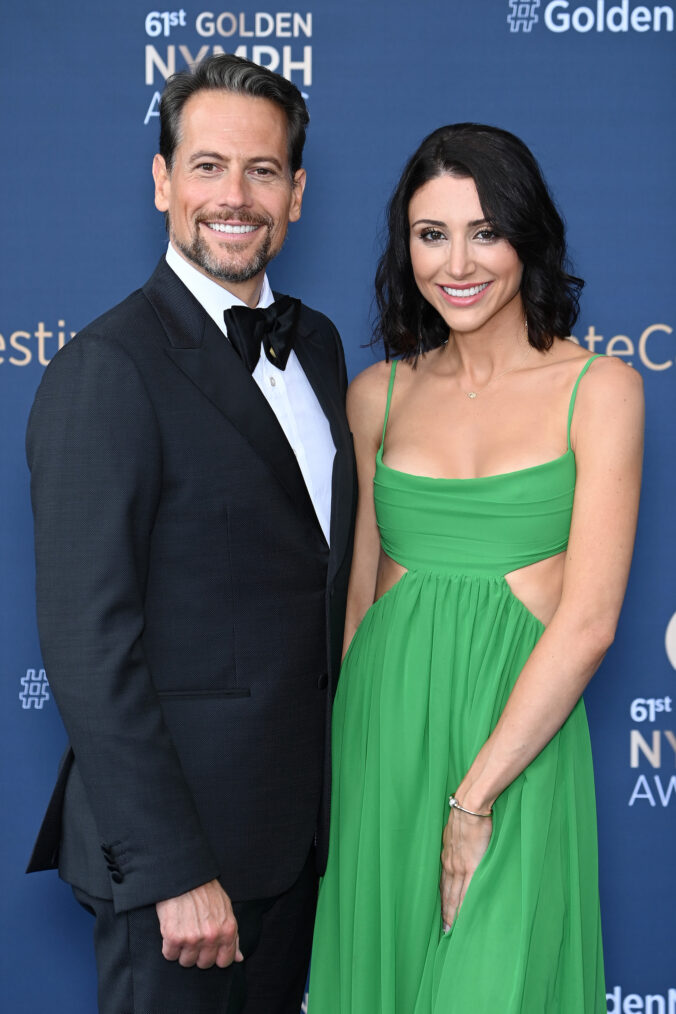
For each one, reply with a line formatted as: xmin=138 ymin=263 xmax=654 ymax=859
xmin=269 ymin=376 xmax=276 ymax=387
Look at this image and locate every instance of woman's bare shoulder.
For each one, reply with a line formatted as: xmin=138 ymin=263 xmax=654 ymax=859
xmin=347 ymin=359 xmax=393 ymax=411
xmin=572 ymin=353 xmax=644 ymax=450
xmin=348 ymin=358 xmax=392 ymax=394
xmin=573 ymin=352 xmax=644 ymax=416
xmin=538 ymin=340 xmax=643 ymax=398
xmin=346 ymin=359 xmax=399 ymax=443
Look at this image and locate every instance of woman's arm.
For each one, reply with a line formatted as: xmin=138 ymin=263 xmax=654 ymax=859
xmin=441 ymin=357 xmax=644 ymax=927
xmin=341 ymin=363 xmax=392 ymax=657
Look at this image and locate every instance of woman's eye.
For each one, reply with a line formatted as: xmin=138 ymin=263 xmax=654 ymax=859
xmin=420 ymin=229 xmax=445 ymax=242
xmin=475 ymin=228 xmax=498 ymax=242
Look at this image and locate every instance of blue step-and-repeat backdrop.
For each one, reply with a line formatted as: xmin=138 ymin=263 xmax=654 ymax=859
xmin=1 ymin=2 xmax=674 ymax=1012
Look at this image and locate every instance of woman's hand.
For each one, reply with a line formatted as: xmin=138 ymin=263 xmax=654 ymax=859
xmin=440 ymin=808 xmax=493 ymax=930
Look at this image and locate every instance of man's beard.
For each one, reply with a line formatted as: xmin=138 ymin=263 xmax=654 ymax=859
xmin=173 ymin=212 xmax=274 ymax=283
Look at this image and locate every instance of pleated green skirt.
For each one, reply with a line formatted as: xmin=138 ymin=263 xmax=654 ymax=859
xmin=309 ymin=570 xmax=605 ymax=1013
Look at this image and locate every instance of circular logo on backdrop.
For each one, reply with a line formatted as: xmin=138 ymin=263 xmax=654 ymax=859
xmin=666 ymin=612 xmax=676 ymax=669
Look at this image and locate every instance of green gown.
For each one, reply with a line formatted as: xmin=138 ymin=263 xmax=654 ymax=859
xmin=309 ymin=357 xmax=606 ymax=1013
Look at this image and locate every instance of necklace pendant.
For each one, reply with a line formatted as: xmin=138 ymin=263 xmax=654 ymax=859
xmin=467 ymin=391 xmax=477 ymax=399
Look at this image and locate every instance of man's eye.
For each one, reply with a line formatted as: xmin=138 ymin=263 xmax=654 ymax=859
xmin=198 ymin=163 xmax=217 ymax=173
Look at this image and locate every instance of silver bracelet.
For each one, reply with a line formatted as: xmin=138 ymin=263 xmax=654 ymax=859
xmin=448 ymin=794 xmax=493 ymax=818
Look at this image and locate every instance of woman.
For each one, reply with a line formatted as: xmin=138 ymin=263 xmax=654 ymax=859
xmin=309 ymin=124 xmax=643 ymax=1013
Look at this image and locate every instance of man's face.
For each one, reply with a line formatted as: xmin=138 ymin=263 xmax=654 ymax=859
xmin=153 ymin=89 xmax=305 ymax=304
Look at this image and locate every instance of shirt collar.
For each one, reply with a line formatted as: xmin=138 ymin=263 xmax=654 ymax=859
xmin=165 ymin=242 xmax=274 ymax=337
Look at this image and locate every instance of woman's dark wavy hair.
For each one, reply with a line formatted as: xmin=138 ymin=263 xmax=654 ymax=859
xmin=374 ymin=123 xmax=584 ymax=359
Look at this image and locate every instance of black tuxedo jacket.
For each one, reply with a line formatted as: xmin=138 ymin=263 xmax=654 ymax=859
xmin=26 ymin=258 xmax=356 ymax=913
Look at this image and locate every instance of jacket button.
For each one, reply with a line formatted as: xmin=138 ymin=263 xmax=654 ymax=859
xmin=111 ymin=872 xmax=124 ymax=884
xmin=317 ymin=674 xmax=328 ymax=690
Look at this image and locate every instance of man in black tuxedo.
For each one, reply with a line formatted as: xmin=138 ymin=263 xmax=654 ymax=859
xmin=27 ymin=54 xmax=355 ymax=1014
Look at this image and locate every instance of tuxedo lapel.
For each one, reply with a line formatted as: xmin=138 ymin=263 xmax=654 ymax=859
xmin=143 ymin=260 xmax=317 ymax=520
xmin=293 ymin=324 xmax=355 ymax=582
xmin=292 ymin=330 xmax=342 ymax=443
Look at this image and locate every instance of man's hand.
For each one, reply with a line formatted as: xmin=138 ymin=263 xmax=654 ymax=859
xmin=155 ymin=879 xmax=244 ymax=968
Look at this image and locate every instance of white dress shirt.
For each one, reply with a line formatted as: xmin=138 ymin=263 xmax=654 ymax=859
xmin=165 ymin=243 xmax=335 ymax=544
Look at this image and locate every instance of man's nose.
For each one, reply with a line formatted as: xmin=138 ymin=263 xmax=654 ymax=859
xmin=216 ymin=169 xmax=252 ymax=209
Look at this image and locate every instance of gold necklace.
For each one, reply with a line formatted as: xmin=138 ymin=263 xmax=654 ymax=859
xmin=463 ymin=331 xmax=531 ymax=400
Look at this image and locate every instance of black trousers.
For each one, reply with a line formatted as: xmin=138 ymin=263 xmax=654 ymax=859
xmin=73 ymin=849 xmax=318 ymax=1014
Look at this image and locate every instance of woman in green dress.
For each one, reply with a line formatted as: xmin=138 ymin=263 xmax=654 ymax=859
xmin=309 ymin=124 xmax=643 ymax=1012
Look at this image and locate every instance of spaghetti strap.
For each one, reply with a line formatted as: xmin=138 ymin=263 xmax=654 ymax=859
xmin=567 ymin=354 xmax=603 ymax=449
xmin=380 ymin=360 xmax=398 ymax=449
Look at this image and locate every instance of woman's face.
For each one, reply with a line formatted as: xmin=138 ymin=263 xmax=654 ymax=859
xmin=408 ymin=173 xmax=523 ymax=335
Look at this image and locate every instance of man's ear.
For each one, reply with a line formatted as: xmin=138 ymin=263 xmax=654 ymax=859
xmin=288 ymin=168 xmax=307 ymax=223
xmin=152 ymin=154 xmax=171 ymax=213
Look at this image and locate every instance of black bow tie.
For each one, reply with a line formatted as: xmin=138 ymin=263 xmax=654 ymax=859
xmin=223 ymin=295 xmax=301 ymax=373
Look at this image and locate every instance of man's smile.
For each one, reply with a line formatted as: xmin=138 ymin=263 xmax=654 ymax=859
xmin=205 ymin=222 xmax=260 ymax=235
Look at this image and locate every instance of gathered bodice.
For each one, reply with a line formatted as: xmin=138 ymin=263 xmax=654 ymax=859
xmin=374 ymin=356 xmax=601 ymax=578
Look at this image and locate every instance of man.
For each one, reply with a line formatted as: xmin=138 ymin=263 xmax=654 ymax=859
xmin=27 ymin=54 xmax=355 ymax=1014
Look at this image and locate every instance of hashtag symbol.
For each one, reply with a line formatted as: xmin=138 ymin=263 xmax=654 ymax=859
xmin=507 ymin=0 xmax=541 ymax=31
xmin=19 ymin=669 xmax=51 ymax=710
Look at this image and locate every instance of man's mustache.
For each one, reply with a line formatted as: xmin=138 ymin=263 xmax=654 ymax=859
xmin=196 ymin=209 xmax=272 ymax=229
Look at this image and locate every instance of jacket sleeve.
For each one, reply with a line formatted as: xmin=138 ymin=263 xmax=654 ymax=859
xmin=26 ymin=332 xmax=220 ymax=912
